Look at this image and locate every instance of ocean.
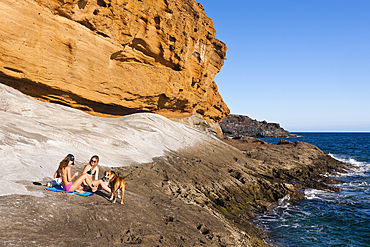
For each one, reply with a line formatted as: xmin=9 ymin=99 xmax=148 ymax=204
xmin=255 ymin=133 xmax=370 ymax=247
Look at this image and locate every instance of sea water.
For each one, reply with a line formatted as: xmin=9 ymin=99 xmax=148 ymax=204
xmin=254 ymin=133 xmax=370 ymax=247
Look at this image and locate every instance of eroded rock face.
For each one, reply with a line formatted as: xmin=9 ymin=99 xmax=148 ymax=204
xmin=0 ymin=0 xmax=229 ymax=125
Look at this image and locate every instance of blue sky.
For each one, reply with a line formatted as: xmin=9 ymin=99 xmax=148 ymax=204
xmin=197 ymin=0 xmax=370 ymax=132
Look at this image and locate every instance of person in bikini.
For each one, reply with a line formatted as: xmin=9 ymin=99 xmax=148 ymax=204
xmin=81 ymin=155 xmax=110 ymax=193
xmin=54 ymin=154 xmax=97 ymax=193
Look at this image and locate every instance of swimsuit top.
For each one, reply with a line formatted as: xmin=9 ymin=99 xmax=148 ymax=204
xmin=87 ymin=168 xmax=96 ymax=176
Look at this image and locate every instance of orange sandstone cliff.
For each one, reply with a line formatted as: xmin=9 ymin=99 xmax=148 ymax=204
xmin=0 ymin=0 xmax=229 ymax=131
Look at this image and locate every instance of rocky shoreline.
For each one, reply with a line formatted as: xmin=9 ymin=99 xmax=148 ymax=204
xmin=0 ymin=137 xmax=347 ymax=246
xmin=220 ymin=114 xmax=298 ymax=138
xmin=0 ymin=1 xmax=347 ymax=245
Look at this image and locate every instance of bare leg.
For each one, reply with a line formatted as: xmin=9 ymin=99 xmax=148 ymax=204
xmin=92 ymin=180 xmax=111 ymax=193
xmin=74 ymin=184 xmax=85 ymax=194
xmin=69 ymin=174 xmax=96 ymax=192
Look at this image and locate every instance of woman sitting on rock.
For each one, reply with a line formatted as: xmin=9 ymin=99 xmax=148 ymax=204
xmin=54 ymin=154 xmax=97 ymax=193
xmin=81 ymin=155 xmax=111 ymax=193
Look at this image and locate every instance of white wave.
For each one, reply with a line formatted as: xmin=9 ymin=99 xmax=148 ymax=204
xmin=304 ymin=189 xmax=322 ymax=200
xmin=358 ymin=181 xmax=369 ymax=186
xmin=0 ymin=84 xmax=215 ymax=197
xmin=278 ymin=194 xmax=291 ymax=207
xmin=329 ymin=153 xmax=370 ymax=177
xmin=304 ymin=188 xmax=337 ymax=200
xmin=341 ymin=181 xmax=369 ymax=186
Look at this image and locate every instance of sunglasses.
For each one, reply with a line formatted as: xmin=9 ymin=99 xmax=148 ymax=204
xmin=91 ymin=160 xmax=97 ymax=163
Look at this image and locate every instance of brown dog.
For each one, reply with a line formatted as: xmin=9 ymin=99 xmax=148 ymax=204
xmin=103 ymin=171 xmax=125 ymax=204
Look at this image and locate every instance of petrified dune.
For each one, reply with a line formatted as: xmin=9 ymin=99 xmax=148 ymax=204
xmin=0 ymin=0 xmax=229 ymax=130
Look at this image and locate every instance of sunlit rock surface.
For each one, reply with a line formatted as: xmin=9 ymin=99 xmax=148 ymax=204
xmin=0 ymin=0 xmax=229 ymax=130
xmin=0 ymin=84 xmax=213 ymax=196
xmin=0 ymin=84 xmax=346 ymax=246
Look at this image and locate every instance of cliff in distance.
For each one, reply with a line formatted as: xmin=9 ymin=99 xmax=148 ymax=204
xmin=220 ymin=114 xmax=298 ymax=138
xmin=0 ymin=0 xmax=229 ymax=130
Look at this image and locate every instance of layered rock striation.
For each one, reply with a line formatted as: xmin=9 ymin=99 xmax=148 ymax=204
xmin=0 ymin=137 xmax=346 ymax=246
xmin=0 ymin=0 xmax=229 ymax=125
xmin=220 ymin=114 xmax=298 ymax=138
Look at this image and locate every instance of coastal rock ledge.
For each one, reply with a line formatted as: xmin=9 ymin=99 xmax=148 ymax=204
xmin=220 ymin=114 xmax=298 ymax=138
xmin=0 ymin=137 xmax=346 ymax=246
xmin=0 ymin=0 xmax=229 ymax=128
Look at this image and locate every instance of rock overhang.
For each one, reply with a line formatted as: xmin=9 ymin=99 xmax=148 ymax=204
xmin=0 ymin=0 xmax=230 ymax=134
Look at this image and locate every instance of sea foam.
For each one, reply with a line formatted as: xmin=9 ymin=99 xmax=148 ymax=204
xmin=329 ymin=154 xmax=370 ymax=177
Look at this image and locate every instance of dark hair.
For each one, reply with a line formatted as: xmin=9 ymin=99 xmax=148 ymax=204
xmin=56 ymin=156 xmax=72 ymax=177
xmin=67 ymin=154 xmax=75 ymax=165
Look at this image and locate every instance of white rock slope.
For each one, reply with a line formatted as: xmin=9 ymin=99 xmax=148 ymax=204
xmin=0 ymin=84 xmax=214 ymax=196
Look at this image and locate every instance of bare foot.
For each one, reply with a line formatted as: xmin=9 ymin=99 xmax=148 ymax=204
xmin=91 ymin=185 xmax=97 ymax=193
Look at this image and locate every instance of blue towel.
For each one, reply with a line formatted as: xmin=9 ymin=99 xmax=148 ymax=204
xmin=45 ymin=186 xmax=95 ymax=197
